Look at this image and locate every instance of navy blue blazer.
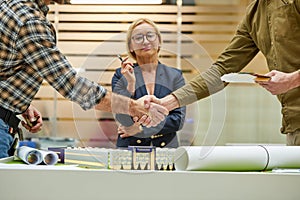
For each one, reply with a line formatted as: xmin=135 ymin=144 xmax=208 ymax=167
xmin=111 ymin=62 xmax=186 ymax=148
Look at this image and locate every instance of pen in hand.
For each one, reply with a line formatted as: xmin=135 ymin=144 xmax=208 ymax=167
xmin=24 ymin=116 xmax=40 ymax=127
xmin=117 ymin=54 xmax=124 ymax=63
xmin=117 ymin=55 xmax=134 ymax=69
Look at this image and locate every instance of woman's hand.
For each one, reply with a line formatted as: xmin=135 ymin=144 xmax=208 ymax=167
xmin=118 ymin=122 xmax=143 ymax=138
xmin=120 ymin=56 xmax=136 ymax=94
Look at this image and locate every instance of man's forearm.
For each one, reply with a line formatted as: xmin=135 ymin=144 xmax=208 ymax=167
xmin=94 ymin=91 xmax=132 ymax=114
xmin=95 ymin=91 xmax=169 ymax=127
xmin=93 ymin=91 xmax=153 ymax=127
xmin=293 ymin=70 xmax=300 ymax=89
xmin=94 ymin=91 xmax=112 ymax=112
xmin=161 ymin=94 xmax=180 ymax=112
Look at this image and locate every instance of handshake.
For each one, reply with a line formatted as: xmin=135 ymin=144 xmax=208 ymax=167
xmin=95 ymin=91 xmax=180 ymax=128
xmin=114 ymin=94 xmax=178 ymax=128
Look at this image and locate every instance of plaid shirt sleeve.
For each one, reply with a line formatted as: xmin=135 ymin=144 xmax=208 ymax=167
xmin=16 ymin=19 xmax=106 ymax=110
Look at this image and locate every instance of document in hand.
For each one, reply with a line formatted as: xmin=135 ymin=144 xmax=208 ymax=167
xmin=221 ymin=72 xmax=271 ymax=83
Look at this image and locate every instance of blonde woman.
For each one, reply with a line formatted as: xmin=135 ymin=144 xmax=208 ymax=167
xmin=112 ymin=18 xmax=186 ymax=148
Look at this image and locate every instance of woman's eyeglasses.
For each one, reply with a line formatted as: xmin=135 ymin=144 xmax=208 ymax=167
xmin=131 ymin=32 xmax=157 ymax=44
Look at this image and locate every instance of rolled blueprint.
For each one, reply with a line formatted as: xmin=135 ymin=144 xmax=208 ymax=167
xmin=264 ymin=146 xmax=300 ymax=170
xmin=17 ymin=146 xmax=43 ymax=165
xmin=174 ymin=146 xmax=268 ymax=171
xmin=17 ymin=146 xmax=59 ymax=165
xmin=174 ymin=146 xmax=300 ymax=171
xmin=39 ymin=150 xmax=59 ymax=165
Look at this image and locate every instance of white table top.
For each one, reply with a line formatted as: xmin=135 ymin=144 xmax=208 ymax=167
xmin=0 ymin=163 xmax=299 ymax=200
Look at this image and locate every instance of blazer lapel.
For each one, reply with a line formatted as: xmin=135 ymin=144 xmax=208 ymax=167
xmin=134 ymin=66 xmax=148 ymax=97
xmin=154 ymin=64 xmax=163 ymax=97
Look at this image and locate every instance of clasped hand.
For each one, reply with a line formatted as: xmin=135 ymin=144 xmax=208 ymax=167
xmin=129 ymin=95 xmax=167 ymax=128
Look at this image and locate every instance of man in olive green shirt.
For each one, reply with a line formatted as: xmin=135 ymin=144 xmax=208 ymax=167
xmin=152 ymin=0 xmax=300 ymax=145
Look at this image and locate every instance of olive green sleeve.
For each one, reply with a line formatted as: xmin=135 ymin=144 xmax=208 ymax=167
xmin=172 ymin=2 xmax=259 ymax=107
xmin=172 ymin=66 xmax=226 ymax=107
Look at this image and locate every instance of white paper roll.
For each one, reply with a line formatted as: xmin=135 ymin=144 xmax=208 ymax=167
xmin=39 ymin=150 xmax=59 ymax=165
xmin=174 ymin=146 xmax=269 ymax=171
xmin=17 ymin=146 xmax=43 ymax=165
xmin=264 ymin=146 xmax=300 ymax=170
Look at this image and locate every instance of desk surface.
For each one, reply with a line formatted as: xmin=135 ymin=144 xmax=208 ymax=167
xmin=0 ymin=165 xmax=299 ymax=200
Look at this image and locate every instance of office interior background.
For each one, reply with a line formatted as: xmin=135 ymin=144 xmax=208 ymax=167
xmin=25 ymin=0 xmax=285 ymax=148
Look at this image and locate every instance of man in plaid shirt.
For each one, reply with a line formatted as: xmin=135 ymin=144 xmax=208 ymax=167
xmin=0 ymin=0 xmax=168 ymax=158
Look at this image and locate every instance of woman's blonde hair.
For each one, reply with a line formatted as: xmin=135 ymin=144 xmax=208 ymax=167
xmin=126 ymin=18 xmax=162 ymax=60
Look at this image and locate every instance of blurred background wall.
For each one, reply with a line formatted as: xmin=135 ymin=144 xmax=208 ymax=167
xmin=24 ymin=0 xmax=285 ymax=148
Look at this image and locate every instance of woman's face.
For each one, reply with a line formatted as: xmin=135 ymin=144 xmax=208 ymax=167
xmin=130 ymin=23 xmax=160 ymax=59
